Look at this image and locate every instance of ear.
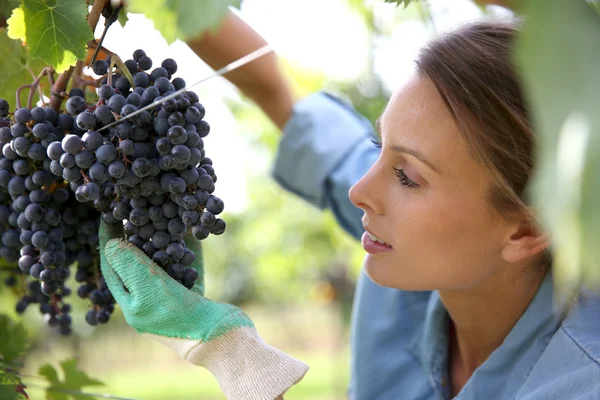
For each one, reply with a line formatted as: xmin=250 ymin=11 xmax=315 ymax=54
xmin=500 ymin=222 xmax=549 ymax=264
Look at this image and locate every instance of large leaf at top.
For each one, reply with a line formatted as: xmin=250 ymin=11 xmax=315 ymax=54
xmin=383 ymin=0 xmax=416 ymax=7
xmin=7 ymin=0 xmax=93 ymax=73
xmin=39 ymin=358 xmax=103 ymax=400
xmin=514 ymin=0 xmax=600 ymax=298
xmin=0 ymin=28 xmax=48 ymax=108
xmin=0 ymin=315 xmax=30 ymax=364
xmin=126 ymin=0 xmax=241 ymax=43
xmin=0 ymin=0 xmax=20 ymax=18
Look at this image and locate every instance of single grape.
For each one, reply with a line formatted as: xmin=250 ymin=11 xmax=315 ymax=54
xmin=92 ymin=60 xmax=109 ymax=75
xmin=138 ymin=55 xmax=152 ymax=70
xmin=14 ymin=108 xmax=32 ymax=124
xmin=66 ymin=96 xmax=86 ymax=115
xmin=0 ymin=99 xmax=9 ymax=117
xmin=161 ymin=58 xmax=177 ymax=75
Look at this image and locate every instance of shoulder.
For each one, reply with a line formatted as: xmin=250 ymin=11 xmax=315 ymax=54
xmin=560 ymin=291 xmax=600 ymax=363
xmin=517 ymin=293 xmax=600 ymax=399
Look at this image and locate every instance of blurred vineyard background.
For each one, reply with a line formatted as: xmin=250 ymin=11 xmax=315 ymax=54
xmin=0 ymin=1 xmax=512 ymax=398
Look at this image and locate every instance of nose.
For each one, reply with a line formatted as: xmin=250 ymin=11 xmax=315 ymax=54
xmin=349 ymin=163 xmax=384 ymax=216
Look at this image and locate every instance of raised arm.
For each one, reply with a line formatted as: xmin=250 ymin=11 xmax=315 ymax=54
xmin=186 ymin=11 xmax=295 ymax=130
xmin=187 ymin=11 xmax=379 ymax=240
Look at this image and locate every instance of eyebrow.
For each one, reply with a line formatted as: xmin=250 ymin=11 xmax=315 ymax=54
xmin=375 ymin=117 xmax=440 ymax=174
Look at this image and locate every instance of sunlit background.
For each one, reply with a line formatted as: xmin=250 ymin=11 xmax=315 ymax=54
xmin=0 ymin=1 xmax=513 ymax=399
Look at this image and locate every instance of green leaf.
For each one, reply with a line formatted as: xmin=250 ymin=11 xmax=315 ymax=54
xmin=0 ymin=0 xmax=20 ymax=18
xmin=126 ymin=0 xmax=241 ymax=43
xmin=0 ymin=315 xmax=30 ymax=364
xmin=14 ymin=0 xmax=93 ymax=73
xmin=6 ymin=6 xmax=24 ymax=41
xmin=514 ymin=0 xmax=600 ymax=297
xmin=117 ymin=8 xmax=128 ymax=27
xmin=383 ymin=0 xmax=417 ymax=7
xmin=0 ymin=370 xmax=28 ymax=400
xmin=0 ymin=29 xmax=48 ymax=107
xmin=39 ymin=358 xmax=103 ymax=400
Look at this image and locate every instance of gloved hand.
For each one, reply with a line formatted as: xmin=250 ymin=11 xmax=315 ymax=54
xmin=99 ymin=222 xmax=308 ymax=400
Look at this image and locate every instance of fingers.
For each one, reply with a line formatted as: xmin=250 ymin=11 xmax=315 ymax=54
xmin=99 ymin=259 xmax=131 ymax=303
xmin=104 ymin=238 xmax=170 ymax=298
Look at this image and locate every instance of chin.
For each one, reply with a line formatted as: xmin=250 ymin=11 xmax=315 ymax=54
xmin=364 ymin=256 xmax=406 ymax=289
xmin=364 ymin=255 xmax=432 ymax=291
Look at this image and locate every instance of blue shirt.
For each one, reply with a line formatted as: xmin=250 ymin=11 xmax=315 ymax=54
xmin=272 ymin=91 xmax=600 ymax=399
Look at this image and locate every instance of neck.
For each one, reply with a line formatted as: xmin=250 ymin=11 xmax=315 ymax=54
xmin=440 ymin=264 xmax=548 ymax=389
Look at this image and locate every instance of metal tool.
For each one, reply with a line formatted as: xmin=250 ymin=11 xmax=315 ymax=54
xmin=98 ymin=44 xmax=273 ymax=132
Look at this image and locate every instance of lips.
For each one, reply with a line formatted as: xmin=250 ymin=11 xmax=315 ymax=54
xmin=361 ymin=226 xmax=393 ymax=254
xmin=366 ymin=231 xmax=390 ymax=246
xmin=364 ymin=224 xmax=391 ymax=246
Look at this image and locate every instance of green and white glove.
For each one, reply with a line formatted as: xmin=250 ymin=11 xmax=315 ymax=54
xmin=99 ymin=222 xmax=308 ymax=400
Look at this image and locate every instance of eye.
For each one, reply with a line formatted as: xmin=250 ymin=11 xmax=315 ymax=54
xmin=393 ymin=167 xmax=419 ymax=189
xmin=371 ymin=139 xmax=382 ymax=149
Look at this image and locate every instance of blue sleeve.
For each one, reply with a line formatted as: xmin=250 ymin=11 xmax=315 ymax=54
xmin=271 ymin=91 xmax=380 ymax=240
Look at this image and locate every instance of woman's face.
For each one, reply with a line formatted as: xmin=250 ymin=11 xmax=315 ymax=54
xmin=349 ymin=75 xmax=516 ymax=291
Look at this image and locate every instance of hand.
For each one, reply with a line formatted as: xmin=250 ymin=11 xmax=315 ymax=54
xmin=99 ymin=222 xmax=308 ymax=400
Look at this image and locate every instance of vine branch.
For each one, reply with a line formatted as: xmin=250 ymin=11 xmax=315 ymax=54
xmin=27 ymin=66 xmax=47 ymax=107
xmin=72 ymin=60 xmax=85 ymax=90
xmin=49 ymin=0 xmax=109 ymax=111
xmin=16 ymin=67 xmax=54 ymax=109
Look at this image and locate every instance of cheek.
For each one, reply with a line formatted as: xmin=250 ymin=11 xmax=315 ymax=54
xmin=365 ymin=192 xmax=503 ymax=290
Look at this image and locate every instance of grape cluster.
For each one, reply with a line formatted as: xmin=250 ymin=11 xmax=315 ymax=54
xmin=0 ymin=100 xmax=104 ymax=335
xmin=52 ymin=49 xmax=225 ymax=288
xmin=0 ymin=49 xmax=225 ymax=334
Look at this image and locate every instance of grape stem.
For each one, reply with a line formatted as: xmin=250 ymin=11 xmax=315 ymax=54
xmin=72 ymin=60 xmax=85 ymax=89
xmin=80 ymin=169 xmax=90 ymax=183
xmin=72 ymin=74 xmax=101 ymax=91
xmin=49 ymin=0 xmax=109 ymax=112
xmin=49 ymin=67 xmax=74 ymax=112
xmin=27 ymin=66 xmax=47 ymax=107
xmin=47 ymin=68 xmax=55 ymax=87
xmin=87 ymin=40 xmax=118 ymax=59
xmin=15 ymin=67 xmax=53 ymax=109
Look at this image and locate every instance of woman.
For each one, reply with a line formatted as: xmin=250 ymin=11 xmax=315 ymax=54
xmin=99 ymin=6 xmax=600 ymax=400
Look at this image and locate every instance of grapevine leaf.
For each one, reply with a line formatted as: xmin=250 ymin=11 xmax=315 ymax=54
xmin=383 ymin=0 xmax=417 ymax=7
xmin=117 ymin=8 xmax=128 ymax=27
xmin=0 ymin=315 xmax=30 ymax=364
xmin=126 ymin=0 xmax=241 ymax=43
xmin=0 ymin=370 xmax=28 ymax=400
xmin=18 ymin=0 xmax=93 ymax=73
xmin=39 ymin=358 xmax=103 ymax=400
xmin=0 ymin=29 xmax=48 ymax=107
xmin=6 ymin=6 xmax=24 ymax=40
xmin=0 ymin=0 xmax=20 ymax=18
xmin=38 ymin=365 xmax=59 ymax=384
xmin=515 ymin=0 xmax=600 ymax=296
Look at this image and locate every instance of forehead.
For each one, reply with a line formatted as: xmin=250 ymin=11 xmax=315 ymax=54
xmin=380 ymin=75 xmax=488 ymax=182
xmin=380 ymin=75 xmax=458 ymax=144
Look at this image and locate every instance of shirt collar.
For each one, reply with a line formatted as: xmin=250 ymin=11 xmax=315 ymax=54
xmin=408 ymin=271 xmax=561 ymax=399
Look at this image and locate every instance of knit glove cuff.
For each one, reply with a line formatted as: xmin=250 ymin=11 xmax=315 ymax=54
xmin=147 ymin=326 xmax=309 ymax=400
